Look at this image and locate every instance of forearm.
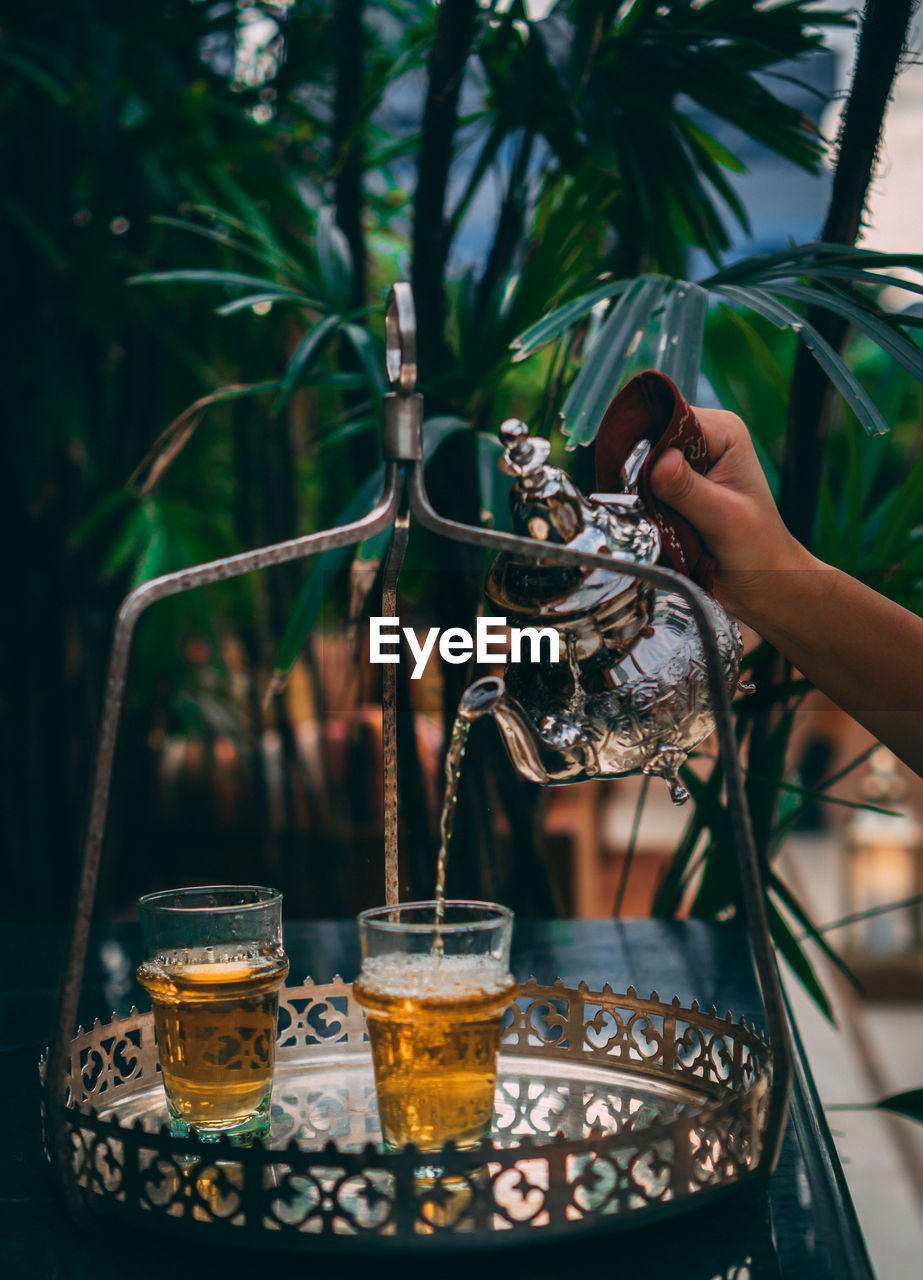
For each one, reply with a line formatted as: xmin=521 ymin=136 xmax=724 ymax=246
xmin=729 ymin=555 xmax=923 ymax=777
xmin=648 ymin=416 xmax=923 ymax=774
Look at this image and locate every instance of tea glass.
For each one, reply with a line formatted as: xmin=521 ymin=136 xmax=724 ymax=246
xmin=353 ymin=900 xmax=516 ymax=1168
xmin=136 ymin=885 xmax=288 ymax=1144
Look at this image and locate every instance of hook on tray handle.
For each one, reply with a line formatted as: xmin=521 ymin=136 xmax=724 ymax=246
xmin=386 ymin=283 xmax=417 ymax=394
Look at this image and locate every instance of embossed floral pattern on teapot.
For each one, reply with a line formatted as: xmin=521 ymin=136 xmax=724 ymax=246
xmin=463 ymin=418 xmax=745 ymax=804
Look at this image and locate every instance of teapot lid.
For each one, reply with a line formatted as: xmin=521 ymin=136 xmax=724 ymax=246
xmin=484 ymin=419 xmax=660 ymax=651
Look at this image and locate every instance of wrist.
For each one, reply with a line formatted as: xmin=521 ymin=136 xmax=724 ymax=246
xmin=714 ymin=537 xmax=821 ymax=632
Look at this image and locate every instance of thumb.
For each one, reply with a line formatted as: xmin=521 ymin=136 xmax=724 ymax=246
xmin=649 ymin=448 xmax=719 ymax=536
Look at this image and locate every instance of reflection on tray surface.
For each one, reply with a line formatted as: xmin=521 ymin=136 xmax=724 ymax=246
xmin=99 ymin=1053 xmax=706 ymax=1150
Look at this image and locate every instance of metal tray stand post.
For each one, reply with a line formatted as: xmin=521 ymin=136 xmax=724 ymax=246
xmin=42 ymin=284 xmax=792 ymax=1250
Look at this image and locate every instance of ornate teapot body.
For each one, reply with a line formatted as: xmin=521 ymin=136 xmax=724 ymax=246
xmin=464 ymin=419 xmax=744 ymax=804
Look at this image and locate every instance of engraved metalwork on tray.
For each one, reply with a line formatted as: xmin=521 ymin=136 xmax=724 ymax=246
xmin=41 ymin=979 xmax=771 ymax=1249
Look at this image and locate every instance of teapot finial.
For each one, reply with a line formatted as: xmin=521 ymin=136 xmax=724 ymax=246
xmin=499 ymin=417 xmax=529 ymax=452
xmin=498 ymin=418 xmax=551 ymax=486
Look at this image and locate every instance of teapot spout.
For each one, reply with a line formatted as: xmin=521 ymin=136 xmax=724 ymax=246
xmin=457 ymin=675 xmax=510 ymax=724
xmin=460 ymin=676 xmax=587 ymax=785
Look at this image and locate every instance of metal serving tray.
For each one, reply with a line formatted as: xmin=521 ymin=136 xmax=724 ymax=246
xmin=42 ymin=978 xmax=771 ymax=1250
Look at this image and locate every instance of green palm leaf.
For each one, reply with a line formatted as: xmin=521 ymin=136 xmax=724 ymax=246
xmin=761 ymin=281 xmax=923 ymax=381
xmin=708 ymin=242 xmax=923 ymax=288
xmin=215 ymin=291 xmax=317 ymax=317
xmin=273 ymin=314 xmax=342 ymax=413
xmin=149 ymin=214 xmax=300 ymax=278
xmin=561 ymin=275 xmax=668 ymax=447
xmin=0 ymin=45 xmax=73 ymax=103
xmin=768 ymin=897 xmax=835 ymax=1024
xmin=341 ymin=323 xmax=387 ymax=404
xmin=315 ymin=206 xmax=354 ymax=310
xmin=768 ymin=871 xmax=863 ymax=997
xmin=511 ymin=280 xmax=628 ymax=362
xmin=876 ymin=1089 xmax=923 ymax=1123
xmin=476 ymin=432 xmax=508 ymax=529
xmin=764 ymin=264 xmax=923 ymax=297
xmin=714 ymin=284 xmax=889 ymax=435
xmin=173 ymin=201 xmax=309 ymax=281
xmin=653 ymin=281 xmax=708 ymax=400
xmin=127 ymin=269 xmax=323 ymax=306
xmin=865 ymin=447 xmax=923 ymax=568
xmin=703 ymin=305 xmax=790 ymax=454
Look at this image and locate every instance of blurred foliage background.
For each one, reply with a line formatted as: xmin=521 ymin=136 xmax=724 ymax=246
xmin=4 ymin=0 xmax=922 ymax=1019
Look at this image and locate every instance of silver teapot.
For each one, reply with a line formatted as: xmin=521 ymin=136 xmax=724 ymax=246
xmin=462 ymin=418 xmax=745 ymax=804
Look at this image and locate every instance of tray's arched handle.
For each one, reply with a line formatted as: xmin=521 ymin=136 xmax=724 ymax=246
xmin=386 ymin=282 xmax=417 ymax=393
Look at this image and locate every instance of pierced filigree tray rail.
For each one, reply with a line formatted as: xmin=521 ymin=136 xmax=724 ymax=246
xmin=41 ymin=979 xmax=771 ymax=1250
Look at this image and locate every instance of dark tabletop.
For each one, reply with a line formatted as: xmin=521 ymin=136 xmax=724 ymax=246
xmin=1 ymin=919 xmax=872 ymax=1280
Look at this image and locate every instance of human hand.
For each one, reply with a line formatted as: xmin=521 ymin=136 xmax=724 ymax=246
xmin=648 ymin=408 xmax=813 ymax=623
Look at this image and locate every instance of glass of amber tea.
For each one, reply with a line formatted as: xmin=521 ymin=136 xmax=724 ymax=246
xmin=353 ymin=901 xmax=516 ymax=1166
xmin=136 ymin=885 xmax=289 ymax=1144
